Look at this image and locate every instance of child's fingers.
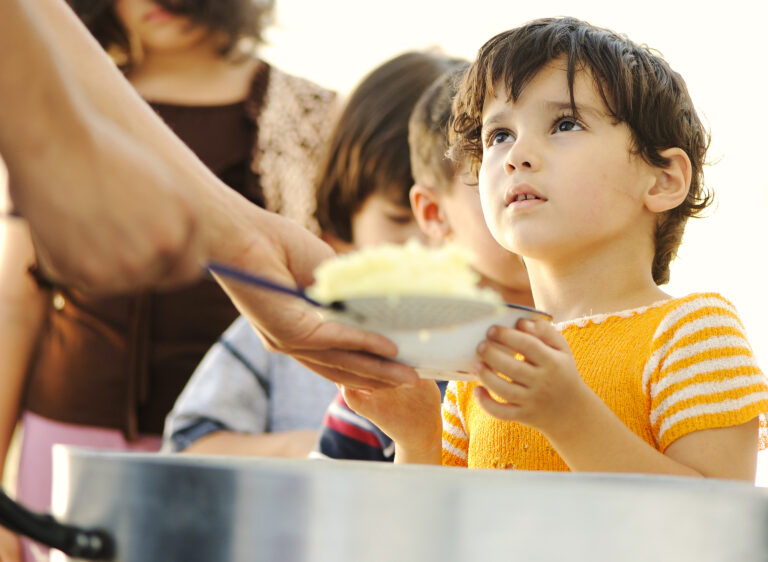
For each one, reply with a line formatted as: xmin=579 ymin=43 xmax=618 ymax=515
xmin=473 ymin=385 xmax=523 ymax=421
xmin=475 ymin=340 xmax=536 ymax=387
xmin=475 ymin=362 xmax=529 ymax=404
xmin=516 ymin=318 xmax=568 ymax=351
xmin=484 ymin=324 xmax=551 ymax=366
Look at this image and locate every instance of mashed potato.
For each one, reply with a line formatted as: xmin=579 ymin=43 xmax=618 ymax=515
xmin=307 ymin=240 xmax=503 ymax=305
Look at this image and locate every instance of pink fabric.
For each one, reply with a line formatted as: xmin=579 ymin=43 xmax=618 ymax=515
xmin=16 ymin=412 xmax=161 ymax=561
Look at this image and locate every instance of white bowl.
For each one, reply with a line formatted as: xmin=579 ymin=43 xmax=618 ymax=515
xmin=380 ymin=304 xmax=551 ymax=381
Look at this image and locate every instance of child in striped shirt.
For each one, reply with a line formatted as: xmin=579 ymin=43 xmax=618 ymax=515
xmin=343 ymin=17 xmax=768 ymax=480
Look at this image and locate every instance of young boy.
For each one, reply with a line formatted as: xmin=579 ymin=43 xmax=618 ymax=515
xmin=345 ymin=17 xmax=768 ymax=480
xmin=161 ymin=51 xmax=457 ymax=457
xmin=313 ymin=64 xmax=534 ymax=461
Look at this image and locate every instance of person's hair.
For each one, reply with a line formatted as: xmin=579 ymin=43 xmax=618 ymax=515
xmin=315 ymin=50 xmax=464 ymax=243
xmin=408 ymin=62 xmax=470 ymax=191
xmin=450 ymin=16 xmax=712 ymax=285
xmin=67 ymin=0 xmax=274 ymax=74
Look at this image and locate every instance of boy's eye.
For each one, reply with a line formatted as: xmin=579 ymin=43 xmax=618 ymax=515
xmin=554 ymin=116 xmax=584 ymax=133
xmin=488 ymin=130 xmax=513 ymax=147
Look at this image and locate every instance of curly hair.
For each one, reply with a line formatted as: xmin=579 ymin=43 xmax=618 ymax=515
xmin=67 ymin=0 xmax=274 ymax=73
xmin=450 ymin=16 xmax=712 ymax=285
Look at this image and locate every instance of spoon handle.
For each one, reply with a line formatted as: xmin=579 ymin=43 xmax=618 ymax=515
xmin=206 ymin=261 xmax=325 ymax=308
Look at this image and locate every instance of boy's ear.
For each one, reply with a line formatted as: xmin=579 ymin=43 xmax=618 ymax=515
xmin=409 ymin=184 xmax=452 ymax=243
xmin=644 ymin=147 xmax=692 ymax=213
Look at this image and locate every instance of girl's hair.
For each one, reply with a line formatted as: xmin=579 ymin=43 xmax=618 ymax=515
xmin=67 ymin=0 xmax=274 ymax=73
xmin=314 ymin=50 xmax=464 ymax=243
xmin=450 ymin=16 xmax=713 ymax=285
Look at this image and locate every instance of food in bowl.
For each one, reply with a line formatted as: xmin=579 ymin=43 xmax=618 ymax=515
xmin=307 ymin=240 xmax=503 ymax=305
xmin=307 ymin=241 xmax=550 ymax=380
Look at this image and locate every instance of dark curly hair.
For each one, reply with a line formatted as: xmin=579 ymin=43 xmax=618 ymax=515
xmin=450 ymin=16 xmax=713 ymax=285
xmin=67 ymin=0 xmax=274 ymax=73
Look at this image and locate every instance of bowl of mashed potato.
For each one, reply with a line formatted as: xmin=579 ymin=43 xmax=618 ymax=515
xmin=308 ymin=241 xmax=550 ymax=380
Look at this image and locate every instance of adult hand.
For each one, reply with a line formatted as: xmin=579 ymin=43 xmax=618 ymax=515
xmin=209 ymin=195 xmax=419 ymax=390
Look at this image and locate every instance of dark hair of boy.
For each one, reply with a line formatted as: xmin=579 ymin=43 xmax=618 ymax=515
xmin=450 ymin=16 xmax=713 ymax=285
xmin=66 ymin=0 xmax=274 ymax=73
xmin=408 ymin=62 xmax=470 ymax=191
xmin=314 ymin=50 xmax=464 ymax=243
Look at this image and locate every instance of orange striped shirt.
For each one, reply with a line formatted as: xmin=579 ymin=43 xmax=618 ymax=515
xmin=441 ymin=293 xmax=768 ymax=470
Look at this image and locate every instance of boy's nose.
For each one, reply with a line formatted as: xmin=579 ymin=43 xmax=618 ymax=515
xmin=503 ymin=138 xmax=537 ymax=173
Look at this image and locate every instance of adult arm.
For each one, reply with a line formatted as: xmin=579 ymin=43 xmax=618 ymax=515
xmin=0 ymin=0 xmax=204 ymax=292
xmin=0 ymin=220 xmax=46 ymax=478
xmin=0 ymin=218 xmax=47 ymax=562
xmin=0 ymin=0 xmax=417 ymax=388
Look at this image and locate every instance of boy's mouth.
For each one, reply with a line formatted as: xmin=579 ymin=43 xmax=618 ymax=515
xmin=504 ymin=185 xmax=546 ymax=206
xmin=512 ymin=194 xmax=541 ymax=202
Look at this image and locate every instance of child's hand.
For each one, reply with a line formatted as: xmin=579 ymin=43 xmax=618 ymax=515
xmin=473 ymin=317 xmax=592 ymax=438
xmin=341 ymin=379 xmax=442 ymax=453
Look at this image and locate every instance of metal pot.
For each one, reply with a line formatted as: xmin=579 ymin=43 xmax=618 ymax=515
xmin=38 ymin=445 xmax=768 ymax=561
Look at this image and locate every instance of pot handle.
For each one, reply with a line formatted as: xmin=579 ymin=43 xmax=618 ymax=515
xmin=0 ymin=489 xmax=114 ymax=560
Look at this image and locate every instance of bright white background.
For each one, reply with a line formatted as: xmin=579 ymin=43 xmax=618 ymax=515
xmin=259 ymin=0 xmax=768 ymax=481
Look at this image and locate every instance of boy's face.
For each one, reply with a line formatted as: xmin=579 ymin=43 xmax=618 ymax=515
xmin=477 ymin=60 xmax=657 ymax=265
xmin=350 ymin=192 xmax=424 ymax=249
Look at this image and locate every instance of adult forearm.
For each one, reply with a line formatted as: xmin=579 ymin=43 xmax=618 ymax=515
xmin=29 ymin=0 xmax=223 ymax=196
xmin=0 ymin=0 xmax=92 ymax=188
xmin=0 ymin=222 xmax=46 ymax=478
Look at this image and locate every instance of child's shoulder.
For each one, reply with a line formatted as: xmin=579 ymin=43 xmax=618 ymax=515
xmin=557 ymin=292 xmax=740 ymax=332
xmin=651 ymin=292 xmax=742 ymax=332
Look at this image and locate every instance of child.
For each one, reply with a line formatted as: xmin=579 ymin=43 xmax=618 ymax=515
xmin=345 ymin=17 xmax=768 ymax=480
xmin=162 ymin=51 xmax=462 ymax=457
xmin=314 ymin=64 xmax=534 ymax=461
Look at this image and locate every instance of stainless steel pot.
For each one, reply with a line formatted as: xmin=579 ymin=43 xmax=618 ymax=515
xmin=44 ymin=445 xmax=768 ymax=562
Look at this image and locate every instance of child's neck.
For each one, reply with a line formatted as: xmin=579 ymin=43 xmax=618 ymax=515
xmin=477 ymin=275 xmax=535 ymax=308
xmin=128 ymin=42 xmax=259 ymax=105
xmin=525 ymin=253 xmax=670 ymax=323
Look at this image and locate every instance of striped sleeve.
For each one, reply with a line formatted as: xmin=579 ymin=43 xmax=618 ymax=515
xmin=441 ymin=381 xmax=469 ymax=466
xmin=314 ymin=392 xmax=394 ymax=462
xmin=645 ymin=294 xmax=768 ymax=450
